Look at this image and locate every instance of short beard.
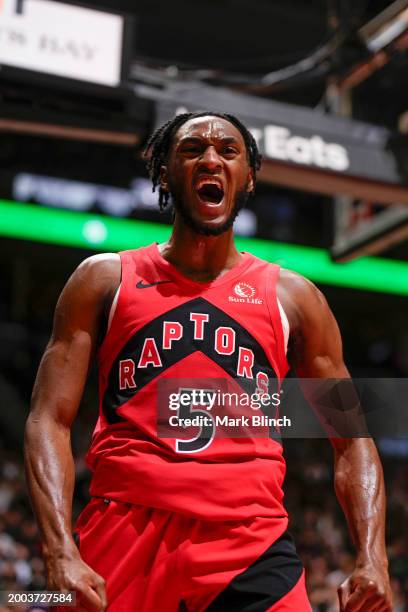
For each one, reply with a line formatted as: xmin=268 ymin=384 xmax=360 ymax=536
xmin=170 ymin=190 xmax=250 ymax=237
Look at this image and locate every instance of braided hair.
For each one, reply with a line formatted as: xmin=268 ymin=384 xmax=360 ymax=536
xmin=143 ymin=112 xmax=262 ymax=211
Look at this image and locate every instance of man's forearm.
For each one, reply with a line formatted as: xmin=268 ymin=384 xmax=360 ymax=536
xmin=333 ymin=438 xmax=388 ymax=568
xmin=24 ymin=413 xmax=78 ymax=561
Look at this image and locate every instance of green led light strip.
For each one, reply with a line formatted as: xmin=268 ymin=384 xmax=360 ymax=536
xmin=0 ymin=199 xmax=407 ymax=295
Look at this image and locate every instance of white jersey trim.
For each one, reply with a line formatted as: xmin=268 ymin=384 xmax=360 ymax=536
xmin=277 ymin=298 xmax=290 ymax=356
xmin=107 ymin=284 xmax=121 ymax=333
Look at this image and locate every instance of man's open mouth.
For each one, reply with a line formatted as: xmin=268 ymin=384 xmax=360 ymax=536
xmin=196 ymin=183 xmax=224 ymax=204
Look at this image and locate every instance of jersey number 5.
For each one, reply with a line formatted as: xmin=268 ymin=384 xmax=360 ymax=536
xmin=175 ymin=388 xmax=216 ymax=454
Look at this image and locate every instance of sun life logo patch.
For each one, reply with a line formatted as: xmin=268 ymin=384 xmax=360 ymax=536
xmin=229 ymin=282 xmax=263 ymax=305
xmin=234 ymin=282 xmax=256 ymax=298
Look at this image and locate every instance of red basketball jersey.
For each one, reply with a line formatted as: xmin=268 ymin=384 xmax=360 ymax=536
xmin=86 ymin=243 xmax=290 ymax=521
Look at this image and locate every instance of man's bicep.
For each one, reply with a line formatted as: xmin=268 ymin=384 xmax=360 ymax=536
xmin=31 ymin=333 xmax=93 ymax=427
xmin=284 ymin=277 xmax=370 ymax=439
xmin=51 ymin=254 xmax=118 ymax=343
xmin=31 ymin=254 xmax=120 ymax=426
xmin=291 ymin=282 xmax=347 ymax=378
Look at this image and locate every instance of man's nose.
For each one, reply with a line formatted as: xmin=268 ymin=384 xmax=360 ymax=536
xmin=198 ymin=146 xmax=222 ymax=171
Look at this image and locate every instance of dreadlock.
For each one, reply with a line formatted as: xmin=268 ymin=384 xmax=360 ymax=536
xmin=143 ymin=111 xmax=262 ymax=212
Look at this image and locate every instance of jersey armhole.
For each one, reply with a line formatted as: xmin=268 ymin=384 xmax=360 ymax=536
xmin=265 ymin=265 xmax=290 ymax=381
xmin=97 ymin=252 xmax=128 ymax=360
xmin=107 ymin=285 xmax=120 ymax=333
xmin=277 ymin=298 xmax=290 ymax=356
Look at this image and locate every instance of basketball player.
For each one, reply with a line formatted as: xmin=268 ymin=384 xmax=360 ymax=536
xmin=25 ymin=113 xmax=392 ymax=611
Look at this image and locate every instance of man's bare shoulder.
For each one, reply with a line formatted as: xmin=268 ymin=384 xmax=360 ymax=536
xmin=276 ymin=268 xmax=346 ymax=375
xmin=75 ymin=252 xmax=120 ymax=276
xmin=70 ymin=253 xmax=120 ymax=290
xmin=278 ymin=267 xmax=318 ymax=295
xmin=59 ymin=253 xmax=121 ymax=311
xmin=276 ymin=267 xmax=330 ymax=330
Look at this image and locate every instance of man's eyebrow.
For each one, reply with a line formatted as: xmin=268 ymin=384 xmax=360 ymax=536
xmin=178 ymin=136 xmax=203 ymax=144
xmin=178 ymin=136 xmax=241 ymax=145
xmin=219 ymin=136 xmax=240 ymax=144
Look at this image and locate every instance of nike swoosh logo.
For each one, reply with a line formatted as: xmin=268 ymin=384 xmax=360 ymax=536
xmin=136 ymin=280 xmax=171 ymax=289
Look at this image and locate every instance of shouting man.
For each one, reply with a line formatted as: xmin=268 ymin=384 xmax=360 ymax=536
xmin=25 ymin=112 xmax=392 ymax=611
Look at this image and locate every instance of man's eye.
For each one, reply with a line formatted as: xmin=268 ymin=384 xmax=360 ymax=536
xmin=223 ymin=147 xmax=238 ymax=155
xmin=183 ymin=146 xmax=201 ymax=153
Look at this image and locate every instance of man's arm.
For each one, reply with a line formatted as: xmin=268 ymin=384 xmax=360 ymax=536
xmin=278 ymin=270 xmax=392 ymax=612
xmin=24 ymin=253 xmax=120 ymax=611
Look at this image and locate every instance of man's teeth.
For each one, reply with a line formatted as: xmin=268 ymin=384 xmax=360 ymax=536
xmin=197 ymin=184 xmax=224 ymax=203
xmin=196 ymin=180 xmax=223 ymax=190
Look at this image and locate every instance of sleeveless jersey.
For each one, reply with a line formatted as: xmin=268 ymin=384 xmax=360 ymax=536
xmin=86 ymin=243 xmax=290 ymax=521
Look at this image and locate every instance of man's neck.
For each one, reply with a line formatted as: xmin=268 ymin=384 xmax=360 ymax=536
xmin=158 ymin=223 xmax=241 ymax=283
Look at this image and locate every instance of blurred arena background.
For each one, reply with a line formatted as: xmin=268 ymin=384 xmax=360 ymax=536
xmin=0 ymin=0 xmax=407 ymax=609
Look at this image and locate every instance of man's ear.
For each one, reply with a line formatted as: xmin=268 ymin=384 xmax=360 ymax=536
xmin=160 ymin=165 xmax=168 ymax=192
xmin=246 ymin=170 xmax=254 ymax=194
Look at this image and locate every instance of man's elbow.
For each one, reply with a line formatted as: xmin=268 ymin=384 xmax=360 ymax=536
xmin=25 ymin=410 xmax=71 ymax=449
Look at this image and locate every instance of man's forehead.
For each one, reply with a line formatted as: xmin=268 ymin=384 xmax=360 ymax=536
xmin=174 ymin=116 xmax=244 ymax=143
